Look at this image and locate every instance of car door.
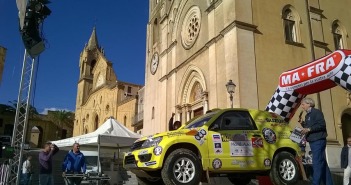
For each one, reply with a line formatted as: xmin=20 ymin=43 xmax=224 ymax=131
xmin=207 ymin=110 xmax=268 ymax=171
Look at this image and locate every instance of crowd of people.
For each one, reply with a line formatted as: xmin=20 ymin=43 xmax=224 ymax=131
xmin=21 ymin=141 xmax=86 ymax=185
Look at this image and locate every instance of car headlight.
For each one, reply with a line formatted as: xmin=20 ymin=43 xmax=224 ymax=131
xmin=141 ymin=137 xmax=163 ymax=148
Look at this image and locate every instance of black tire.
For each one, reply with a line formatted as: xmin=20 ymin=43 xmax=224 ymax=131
xmin=270 ymin=151 xmax=300 ymax=185
xmin=136 ymin=176 xmax=164 ymax=185
xmin=228 ymin=176 xmax=252 ymax=185
xmin=161 ymin=148 xmax=202 ymax=185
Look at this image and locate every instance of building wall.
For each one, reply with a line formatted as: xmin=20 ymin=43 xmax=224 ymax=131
xmin=0 ymin=46 xmax=7 ymax=86
xmin=143 ymin=0 xmax=351 ymax=146
xmin=117 ymin=98 xmax=137 ymax=132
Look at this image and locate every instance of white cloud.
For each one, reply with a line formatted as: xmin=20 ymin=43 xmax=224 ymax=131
xmin=40 ymin=107 xmax=73 ymax=115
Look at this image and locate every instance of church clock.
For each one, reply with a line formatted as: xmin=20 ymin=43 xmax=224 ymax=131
xmin=150 ymin=52 xmax=159 ymax=75
xmin=96 ymin=74 xmax=104 ymax=87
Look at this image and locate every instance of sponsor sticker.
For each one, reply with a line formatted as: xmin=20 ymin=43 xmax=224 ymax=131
xmin=212 ymin=158 xmax=222 ymax=169
xmin=212 ymin=134 xmax=221 ymax=142
xmin=264 ymin=158 xmax=271 ymax=167
xmin=153 ymin=146 xmax=162 ymax=156
xmin=144 ymin=161 xmax=157 ymax=166
xmin=214 ymin=143 xmax=222 ymax=148
xmin=262 ymin=128 xmax=277 ymax=144
xmin=222 ymin=133 xmax=248 ymax=142
xmin=193 ymin=129 xmax=206 ymax=145
xmin=139 ymin=150 xmax=148 ymax=155
xmin=232 ymin=160 xmax=255 ymax=167
xmin=229 ymin=140 xmax=253 ymax=156
xmin=167 ymin=131 xmax=184 ymax=137
xmin=251 ymin=137 xmax=263 ymax=148
xmin=213 ymin=142 xmax=223 ymax=154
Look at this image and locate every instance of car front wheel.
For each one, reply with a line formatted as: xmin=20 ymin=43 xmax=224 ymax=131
xmin=270 ymin=151 xmax=300 ymax=185
xmin=161 ymin=148 xmax=202 ymax=185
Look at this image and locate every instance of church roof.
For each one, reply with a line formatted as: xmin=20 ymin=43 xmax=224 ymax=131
xmin=86 ymin=27 xmax=99 ymax=50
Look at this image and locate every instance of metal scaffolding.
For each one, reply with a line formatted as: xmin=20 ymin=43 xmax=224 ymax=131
xmin=6 ymin=50 xmax=37 ymax=185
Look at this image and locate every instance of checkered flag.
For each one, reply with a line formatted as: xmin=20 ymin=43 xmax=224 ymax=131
xmin=265 ymin=88 xmax=305 ymax=122
xmin=330 ymin=55 xmax=351 ymax=92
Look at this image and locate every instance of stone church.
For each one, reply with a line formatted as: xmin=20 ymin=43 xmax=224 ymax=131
xmin=143 ymin=0 xmax=351 ymax=154
xmin=73 ymin=28 xmax=143 ymax=136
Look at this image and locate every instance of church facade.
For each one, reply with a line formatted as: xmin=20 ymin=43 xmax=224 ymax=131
xmin=73 ymin=28 xmax=143 ymax=136
xmin=143 ymin=0 xmax=351 ymax=149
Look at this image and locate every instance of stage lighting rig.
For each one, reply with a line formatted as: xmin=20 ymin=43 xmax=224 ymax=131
xmin=20 ymin=0 xmax=51 ymax=57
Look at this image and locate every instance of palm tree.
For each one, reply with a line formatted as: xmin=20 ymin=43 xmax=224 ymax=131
xmin=47 ymin=110 xmax=74 ymax=139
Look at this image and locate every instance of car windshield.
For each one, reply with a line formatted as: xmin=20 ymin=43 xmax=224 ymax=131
xmin=185 ymin=111 xmax=219 ymax=129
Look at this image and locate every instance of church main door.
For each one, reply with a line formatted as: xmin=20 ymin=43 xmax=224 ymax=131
xmin=193 ymin=107 xmax=203 ymax=117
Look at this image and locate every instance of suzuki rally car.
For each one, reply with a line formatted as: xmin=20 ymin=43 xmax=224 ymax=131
xmin=124 ymin=108 xmax=302 ymax=185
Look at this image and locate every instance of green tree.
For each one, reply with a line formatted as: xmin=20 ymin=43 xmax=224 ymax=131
xmin=48 ymin=110 xmax=74 ymax=139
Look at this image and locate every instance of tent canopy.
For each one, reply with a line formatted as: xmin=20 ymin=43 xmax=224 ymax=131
xmin=52 ymin=117 xmax=141 ymax=148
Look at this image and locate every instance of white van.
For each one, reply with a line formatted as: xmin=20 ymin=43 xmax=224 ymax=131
xmin=81 ymin=151 xmax=101 ymax=184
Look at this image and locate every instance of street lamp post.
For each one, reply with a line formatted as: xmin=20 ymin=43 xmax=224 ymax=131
xmin=226 ymin=79 xmax=236 ymax=108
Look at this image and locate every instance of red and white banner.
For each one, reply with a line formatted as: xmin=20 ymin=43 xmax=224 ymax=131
xmin=266 ymin=50 xmax=351 ymax=122
xmin=279 ymin=50 xmax=346 ymax=93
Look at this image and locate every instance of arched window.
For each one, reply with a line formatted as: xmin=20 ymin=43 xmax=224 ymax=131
xmin=332 ymin=21 xmax=347 ymax=49
xmin=94 ymin=115 xmax=99 ymax=130
xmin=124 ymin=115 xmax=127 ymax=126
xmin=152 ymin=107 xmax=155 ymax=119
xmin=153 ymin=18 xmax=159 ymax=44
xmin=90 ymin=59 xmax=97 ymax=75
xmin=282 ymin=6 xmax=300 ymax=43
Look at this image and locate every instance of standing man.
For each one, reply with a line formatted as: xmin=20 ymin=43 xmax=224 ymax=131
xmin=341 ymin=136 xmax=351 ymax=185
xmin=300 ymin=97 xmax=333 ymax=185
xmin=22 ymin=155 xmax=32 ymax=185
xmin=39 ymin=141 xmax=59 ymax=185
xmin=62 ymin=143 xmax=86 ymax=185
xmin=168 ymin=113 xmax=175 ymax=131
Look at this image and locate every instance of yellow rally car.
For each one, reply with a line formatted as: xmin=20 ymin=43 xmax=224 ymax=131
xmin=124 ymin=108 xmax=302 ymax=185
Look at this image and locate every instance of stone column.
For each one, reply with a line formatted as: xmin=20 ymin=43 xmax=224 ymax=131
xmin=202 ymin=91 xmax=209 ymax=113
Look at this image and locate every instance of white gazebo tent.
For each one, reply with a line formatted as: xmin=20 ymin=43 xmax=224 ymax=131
xmin=52 ymin=117 xmax=141 ymax=173
xmin=52 ymin=117 xmax=141 ymax=148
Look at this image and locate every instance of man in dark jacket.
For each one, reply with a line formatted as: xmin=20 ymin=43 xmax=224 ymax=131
xmin=300 ymin=97 xmax=333 ymax=185
xmin=341 ymin=137 xmax=351 ymax=185
xmin=39 ymin=141 xmax=59 ymax=185
xmin=62 ymin=143 xmax=86 ymax=185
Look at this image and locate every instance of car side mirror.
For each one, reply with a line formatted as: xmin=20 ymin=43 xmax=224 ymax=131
xmin=210 ymin=124 xmax=220 ymax=131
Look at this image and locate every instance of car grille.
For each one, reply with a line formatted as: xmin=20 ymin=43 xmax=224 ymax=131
xmin=124 ymin=155 xmax=136 ymax=165
xmin=131 ymin=140 xmax=145 ymax=151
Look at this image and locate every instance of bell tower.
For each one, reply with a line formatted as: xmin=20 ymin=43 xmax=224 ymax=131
xmin=76 ymin=27 xmax=102 ymax=106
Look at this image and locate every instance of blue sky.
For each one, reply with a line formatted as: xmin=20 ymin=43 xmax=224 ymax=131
xmin=0 ymin=0 xmax=149 ymax=114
